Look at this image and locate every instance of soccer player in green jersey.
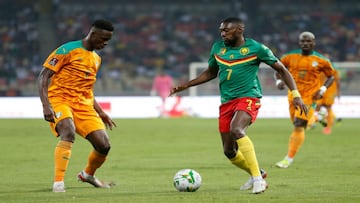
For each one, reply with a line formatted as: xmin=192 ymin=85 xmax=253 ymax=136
xmin=170 ymin=17 xmax=308 ymax=194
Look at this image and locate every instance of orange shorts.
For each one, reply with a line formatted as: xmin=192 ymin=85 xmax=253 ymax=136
xmin=317 ymin=91 xmax=337 ymax=106
xmin=219 ymin=97 xmax=261 ymax=133
xmin=49 ymin=102 xmax=105 ymax=137
xmin=288 ymin=100 xmax=314 ymax=122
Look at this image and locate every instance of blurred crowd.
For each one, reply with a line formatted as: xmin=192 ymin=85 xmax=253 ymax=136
xmin=0 ymin=0 xmax=359 ymax=96
xmin=0 ymin=1 xmax=40 ymax=96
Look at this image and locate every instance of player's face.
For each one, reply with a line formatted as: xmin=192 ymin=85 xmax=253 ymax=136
xmin=219 ymin=22 xmax=240 ymax=47
xmin=299 ymin=35 xmax=315 ymax=53
xmin=90 ymin=29 xmax=113 ymax=50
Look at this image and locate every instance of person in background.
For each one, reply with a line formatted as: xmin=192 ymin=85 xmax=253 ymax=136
xmin=38 ymin=19 xmax=116 ymax=192
xmin=308 ymin=55 xmax=341 ymax=134
xmin=170 ymin=17 xmax=307 ymax=194
xmin=274 ymin=31 xmax=335 ymax=168
xmin=151 ymin=69 xmax=174 ymax=117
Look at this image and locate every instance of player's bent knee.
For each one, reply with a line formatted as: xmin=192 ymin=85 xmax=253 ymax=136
xmin=223 ymin=149 xmax=236 ymax=159
xmin=230 ymin=128 xmax=246 ymax=138
xmin=294 ymin=118 xmax=308 ymax=127
xmin=95 ymin=144 xmax=111 ymax=155
xmin=58 ymin=130 xmax=76 ymax=142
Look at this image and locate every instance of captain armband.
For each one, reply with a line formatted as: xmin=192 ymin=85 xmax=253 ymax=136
xmin=291 ymin=90 xmax=301 ymax=98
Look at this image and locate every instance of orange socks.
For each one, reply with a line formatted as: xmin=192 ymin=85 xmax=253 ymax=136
xmin=54 ymin=142 xmax=107 ymax=181
xmin=287 ymin=127 xmax=305 ymax=158
xmin=327 ymin=108 xmax=335 ymax=128
xmin=84 ymin=150 xmax=107 ymax=176
xmin=54 ymin=141 xmax=72 ymax=182
xmin=236 ymin=136 xmax=261 ymax=177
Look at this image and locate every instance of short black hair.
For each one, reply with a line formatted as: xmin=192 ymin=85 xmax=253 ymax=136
xmin=222 ymin=17 xmax=243 ymax=24
xmin=92 ymin=19 xmax=114 ymax=32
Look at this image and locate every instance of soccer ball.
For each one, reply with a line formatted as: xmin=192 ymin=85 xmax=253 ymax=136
xmin=173 ymin=169 xmax=202 ymax=192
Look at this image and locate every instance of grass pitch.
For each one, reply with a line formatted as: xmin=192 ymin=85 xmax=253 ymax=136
xmin=0 ymin=118 xmax=359 ymax=203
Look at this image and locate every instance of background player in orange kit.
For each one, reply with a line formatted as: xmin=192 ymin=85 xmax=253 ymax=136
xmin=38 ymin=19 xmax=116 ymax=192
xmin=308 ymin=56 xmax=341 ymax=134
xmin=274 ymin=31 xmax=335 ymax=168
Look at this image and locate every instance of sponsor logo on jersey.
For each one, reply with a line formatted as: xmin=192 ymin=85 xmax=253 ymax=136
xmin=55 ymin=112 xmax=62 ymax=119
xmin=48 ymin=58 xmax=59 ymax=66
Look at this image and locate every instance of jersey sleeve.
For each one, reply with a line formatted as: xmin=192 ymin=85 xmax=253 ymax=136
xmin=322 ymin=60 xmax=335 ymax=77
xmin=280 ymin=54 xmax=290 ymax=67
xmin=208 ymin=43 xmax=219 ymax=68
xmin=258 ymin=44 xmax=279 ymax=66
xmin=43 ymin=46 xmax=70 ymax=73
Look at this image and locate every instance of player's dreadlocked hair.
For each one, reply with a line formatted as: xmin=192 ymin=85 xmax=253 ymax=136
xmin=92 ymin=19 xmax=114 ymax=32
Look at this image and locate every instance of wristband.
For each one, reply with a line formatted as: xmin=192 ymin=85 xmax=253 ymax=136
xmin=291 ymin=90 xmax=301 ymax=98
xmin=319 ymin=86 xmax=327 ymax=95
xmin=275 ymin=79 xmax=283 ymax=86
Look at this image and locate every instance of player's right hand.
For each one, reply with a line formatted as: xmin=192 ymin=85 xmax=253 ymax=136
xmin=43 ymin=106 xmax=56 ymax=123
xmin=169 ymin=86 xmax=187 ymax=97
xmin=293 ymin=97 xmax=308 ymax=116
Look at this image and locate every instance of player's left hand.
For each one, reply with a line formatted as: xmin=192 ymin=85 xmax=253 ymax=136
xmin=99 ymin=112 xmax=117 ymax=130
xmin=312 ymin=90 xmax=323 ymax=101
xmin=293 ymin=97 xmax=308 ymax=116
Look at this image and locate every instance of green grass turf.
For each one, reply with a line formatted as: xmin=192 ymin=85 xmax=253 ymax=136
xmin=0 ymin=118 xmax=359 ymax=203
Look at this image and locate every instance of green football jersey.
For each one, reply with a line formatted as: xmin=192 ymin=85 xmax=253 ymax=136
xmin=208 ymin=38 xmax=279 ymax=103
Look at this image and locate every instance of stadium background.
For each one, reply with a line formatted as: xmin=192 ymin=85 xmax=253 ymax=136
xmin=0 ymin=0 xmax=359 ymax=97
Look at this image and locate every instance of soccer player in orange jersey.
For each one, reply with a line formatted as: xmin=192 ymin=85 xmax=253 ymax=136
xmin=274 ymin=31 xmax=335 ymax=168
xmin=38 ymin=19 xmax=116 ymax=192
xmin=310 ymin=59 xmax=341 ymax=134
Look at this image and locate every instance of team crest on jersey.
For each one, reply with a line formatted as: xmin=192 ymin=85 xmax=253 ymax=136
xmin=55 ymin=112 xmax=62 ymax=119
xmin=48 ymin=58 xmax=58 ymax=66
xmin=220 ymin=48 xmax=227 ymax=55
xmin=239 ymin=48 xmax=249 ymax=55
xmin=312 ymin=61 xmax=319 ymax=67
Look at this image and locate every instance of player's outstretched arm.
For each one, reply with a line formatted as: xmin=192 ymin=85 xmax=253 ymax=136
xmin=169 ymin=67 xmax=218 ymax=96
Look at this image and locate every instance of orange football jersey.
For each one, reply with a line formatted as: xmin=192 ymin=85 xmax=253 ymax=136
xmin=43 ymin=40 xmax=101 ymax=107
xmin=281 ymin=50 xmax=335 ymax=104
